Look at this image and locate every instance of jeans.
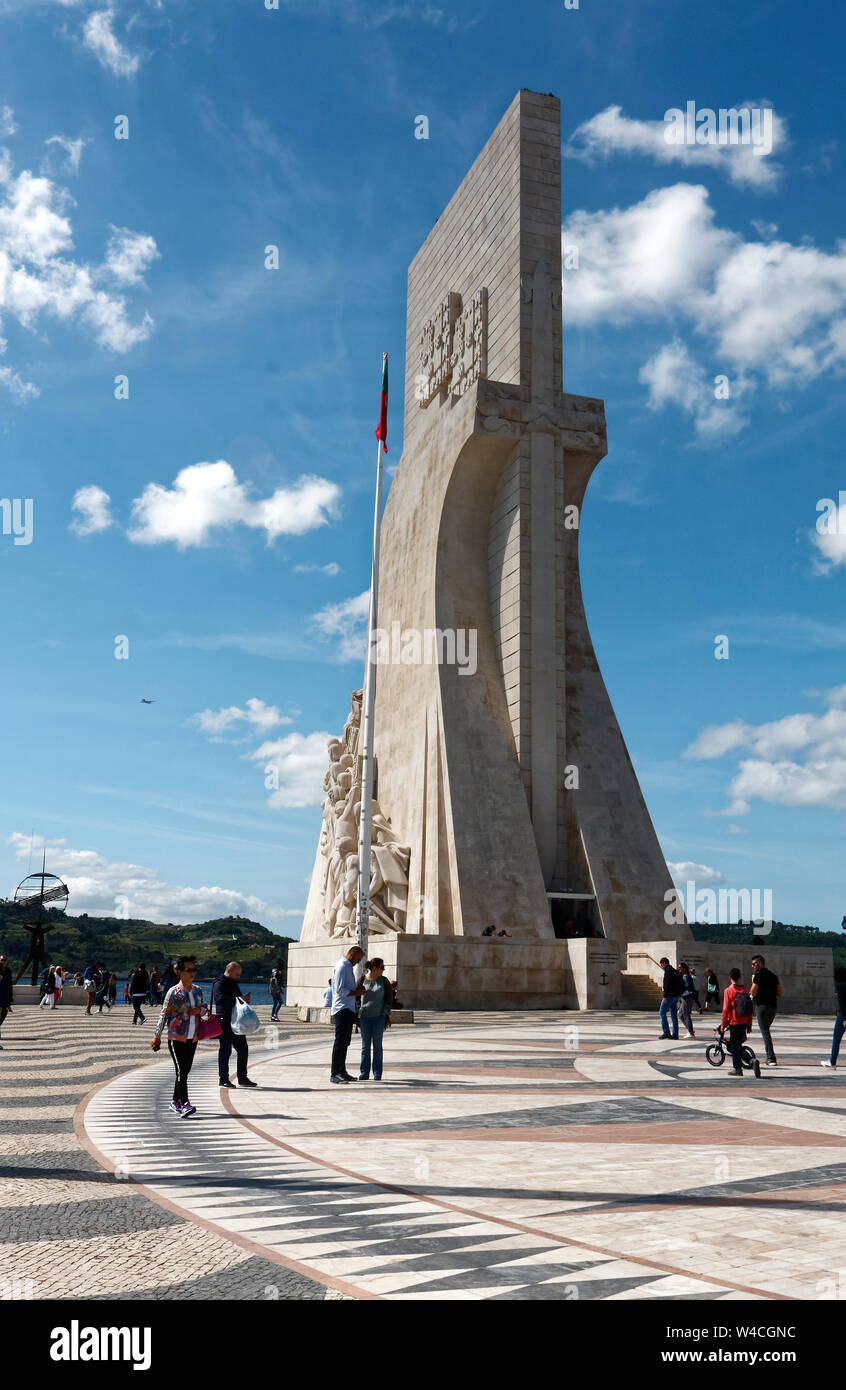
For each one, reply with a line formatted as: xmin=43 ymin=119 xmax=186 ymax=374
xmin=168 ymin=1039 xmax=198 ymax=1105
xmin=755 ymin=1003 xmax=778 ymax=1062
xmin=331 ymin=1008 xmax=355 ymax=1076
xmin=678 ymin=996 xmax=695 ymax=1036
xmin=660 ymin=998 xmax=679 ymax=1037
xmin=270 ymin=993 xmax=283 ymax=1020
xmin=727 ymin=1023 xmax=748 ymax=1073
xmin=831 ymin=1012 xmax=846 ymax=1066
xmin=217 ymin=1014 xmax=249 ymax=1083
xmin=131 ymin=994 xmax=146 ymax=1023
xmin=359 ymin=1015 xmax=386 ymax=1078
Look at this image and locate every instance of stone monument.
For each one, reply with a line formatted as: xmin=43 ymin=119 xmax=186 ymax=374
xmin=287 ymin=91 xmax=831 ymax=1013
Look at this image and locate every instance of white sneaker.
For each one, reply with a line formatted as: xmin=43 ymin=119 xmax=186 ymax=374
xmin=765 ymin=1060 xmax=778 ymax=1066
xmin=821 ymin=1060 xmax=836 ymax=1069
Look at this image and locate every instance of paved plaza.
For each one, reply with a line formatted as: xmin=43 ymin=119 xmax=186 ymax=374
xmin=2 ymin=1003 xmax=843 ymax=1301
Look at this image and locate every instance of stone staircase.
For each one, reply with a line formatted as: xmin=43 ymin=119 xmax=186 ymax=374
xmin=620 ymin=972 xmax=663 ymax=1011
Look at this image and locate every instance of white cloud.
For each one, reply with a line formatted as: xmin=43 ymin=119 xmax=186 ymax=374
xmin=128 ymin=461 xmax=341 ymax=548
xmin=567 ymin=102 xmax=785 ymax=190
xmin=812 ymin=496 xmax=846 ymax=573
xmin=639 ymin=337 xmax=746 ymax=439
xmin=7 ymin=832 xmax=269 ymax=925
xmin=0 ymin=146 xmax=157 ymax=375
xmin=684 ymin=697 xmax=846 ymax=814
xmin=105 ymin=225 xmax=159 ymax=284
xmin=563 ymin=182 xmax=846 ymax=438
xmin=312 ymin=589 xmax=370 ymax=662
xmin=294 ymin=561 xmax=341 ymax=575
xmin=192 ymin=698 xmax=292 ymax=739
xmin=83 ymin=9 xmax=140 ymax=78
xmin=70 ymin=484 xmax=112 ymax=536
xmin=45 ymin=134 xmax=89 ymax=176
xmin=0 ymin=106 xmax=16 ymax=138
xmin=248 ymin=731 xmax=332 ymax=808
xmin=667 ymin=861 xmax=726 ymax=885
xmin=0 ymin=363 xmax=38 ymax=402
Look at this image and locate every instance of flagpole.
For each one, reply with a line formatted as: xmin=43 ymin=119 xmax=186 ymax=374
xmin=356 ymin=353 xmax=388 ymax=961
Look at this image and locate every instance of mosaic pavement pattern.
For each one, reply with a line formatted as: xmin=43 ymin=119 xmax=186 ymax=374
xmin=78 ymin=1010 xmax=846 ymax=1301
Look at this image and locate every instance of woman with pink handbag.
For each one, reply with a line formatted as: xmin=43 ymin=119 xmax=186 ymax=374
xmin=150 ymin=956 xmax=217 ymax=1117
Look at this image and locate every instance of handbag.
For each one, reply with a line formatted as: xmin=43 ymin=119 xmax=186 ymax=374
xmin=197 ymin=1009 xmax=222 ymax=1040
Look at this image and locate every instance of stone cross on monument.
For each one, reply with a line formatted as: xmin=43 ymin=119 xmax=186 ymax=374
xmin=289 ymin=90 xmax=691 ymax=1012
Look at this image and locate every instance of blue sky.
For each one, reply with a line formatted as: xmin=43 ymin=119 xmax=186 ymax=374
xmin=0 ymin=0 xmax=844 ymax=934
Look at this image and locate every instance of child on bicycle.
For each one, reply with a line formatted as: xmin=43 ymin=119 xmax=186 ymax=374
xmin=718 ymin=968 xmax=754 ymax=1078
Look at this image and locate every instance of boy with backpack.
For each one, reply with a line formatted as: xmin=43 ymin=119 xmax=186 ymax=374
xmin=719 ymin=968 xmax=754 ymax=1077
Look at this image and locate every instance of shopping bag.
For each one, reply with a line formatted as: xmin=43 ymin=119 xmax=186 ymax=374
xmin=231 ymin=997 xmax=260 ymax=1035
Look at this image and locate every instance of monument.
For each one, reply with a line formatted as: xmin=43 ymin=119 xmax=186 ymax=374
xmin=287 ymin=91 xmax=831 ymax=1013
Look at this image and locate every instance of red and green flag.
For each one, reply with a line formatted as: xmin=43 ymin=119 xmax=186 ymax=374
xmin=374 ymin=353 xmax=388 ymax=452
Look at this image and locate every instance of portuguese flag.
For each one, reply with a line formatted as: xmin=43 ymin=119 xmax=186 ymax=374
xmin=374 ymin=353 xmax=388 ymax=452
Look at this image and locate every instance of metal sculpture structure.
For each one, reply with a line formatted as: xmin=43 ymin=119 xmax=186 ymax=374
xmin=13 ymin=853 xmax=69 ymax=984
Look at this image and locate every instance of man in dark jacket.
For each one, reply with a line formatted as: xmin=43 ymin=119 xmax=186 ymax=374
xmin=0 ymin=954 xmax=13 ymax=1046
xmin=212 ymin=961 xmax=257 ymax=1089
xmin=129 ymin=963 xmax=150 ymax=1026
xmin=658 ymin=956 xmax=683 ymax=1040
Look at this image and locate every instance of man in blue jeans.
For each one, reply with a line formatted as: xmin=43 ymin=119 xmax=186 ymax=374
xmin=330 ymin=946 xmax=364 ymax=1084
xmin=658 ymin=956 xmax=683 ymax=1039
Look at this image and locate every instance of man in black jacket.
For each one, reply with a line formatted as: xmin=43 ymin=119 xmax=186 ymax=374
xmin=129 ymin=963 xmax=150 ymax=1025
xmin=212 ymin=961 xmax=257 ymax=1089
xmin=658 ymin=956 xmax=683 ymax=1040
xmin=0 ymin=954 xmax=13 ymax=1047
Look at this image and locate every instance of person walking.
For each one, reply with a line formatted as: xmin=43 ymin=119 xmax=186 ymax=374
xmin=107 ymin=973 xmax=118 ymax=1009
xmin=39 ymin=966 xmax=55 ymax=1008
xmin=330 ymin=946 xmax=365 ymax=1084
xmin=677 ymin=962 xmax=697 ymax=1039
xmin=269 ymin=962 xmax=285 ymax=1021
xmin=657 ymin=956 xmax=683 ymax=1040
xmin=358 ymin=958 xmax=393 ymax=1081
xmin=50 ymin=966 xmax=64 ymax=1009
xmin=37 ymin=964 xmax=50 ymax=1001
xmin=0 ymin=954 xmax=13 ymax=1048
xmin=129 ymin=963 xmax=149 ymax=1025
xmin=322 ymin=978 xmax=333 ymax=1007
xmin=750 ymin=954 xmax=781 ymax=1066
xmin=94 ymin=963 xmax=111 ymax=1013
xmin=703 ymin=967 xmax=720 ymax=1013
xmin=212 ymin=961 xmax=257 ymax=1089
xmin=160 ymin=961 xmax=178 ymax=995
xmin=690 ymin=968 xmax=703 ymax=1013
xmin=83 ymin=962 xmax=97 ymax=1015
xmin=821 ymin=967 xmax=846 ymax=1069
xmin=148 ymin=967 xmax=160 ymax=1006
xmin=150 ymin=955 xmax=206 ymax=1117
xmin=719 ymin=967 xmax=755 ymax=1078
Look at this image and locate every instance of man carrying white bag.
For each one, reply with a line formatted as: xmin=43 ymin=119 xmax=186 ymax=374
xmin=212 ymin=961 xmax=259 ymax=1089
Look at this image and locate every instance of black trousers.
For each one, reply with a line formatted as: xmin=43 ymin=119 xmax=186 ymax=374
xmin=0 ymin=1005 xmax=8 ymax=1030
xmin=217 ymin=1014 xmax=249 ymax=1083
xmin=727 ymin=1024 xmax=748 ymax=1073
xmin=168 ymin=1039 xmax=198 ymax=1104
xmin=131 ymin=994 xmax=146 ymax=1023
xmin=331 ymin=1008 xmax=355 ymax=1076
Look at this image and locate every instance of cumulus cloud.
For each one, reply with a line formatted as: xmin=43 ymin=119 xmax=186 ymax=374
xmin=0 ymin=364 xmax=38 ymax=402
xmin=312 ymin=589 xmax=370 ymax=662
xmin=248 ymin=731 xmax=332 ymax=808
xmin=105 ymin=225 xmax=159 ymax=284
xmin=127 ymin=461 xmax=341 ymax=548
xmin=70 ymin=484 xmax=112 ymax=536
xmin=192 ymin=698 xmax=292 ymax=739
xmin=639 ymin=337 xmax=746 ymax=439
xmin=684 ymin=695 xmax=846 ymax=814
xmin=82 ymin=9 xmax=140 ymax=77
xmin=44 ymin=134 xmax=89 ymax=176
xmin=563 ymin=182 xmax=846 ymax=437
xmin=667 ymin=861 xmax=726 ymax=886
xmin=567 ymin=102 xmax=785 ymax=190
xmin=0 ymin=106 xmax=16 ymax=137
xmin=0 ymin=145 xmax=156 ymax=383
xmin=7 ymin=832 xmax=269 ymax=924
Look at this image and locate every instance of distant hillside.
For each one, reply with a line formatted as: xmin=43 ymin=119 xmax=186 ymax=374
xmin=0 ymin=902 xmax=296 ymax=981
xmin=692 ymin=921 xmax=846 ymax=968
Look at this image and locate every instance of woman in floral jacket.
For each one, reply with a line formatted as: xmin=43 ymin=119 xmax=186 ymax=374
xmin=150 ymin=955 xmax=207 ymax=1116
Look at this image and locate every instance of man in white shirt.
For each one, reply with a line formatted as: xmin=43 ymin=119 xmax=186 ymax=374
xmin=330 ymin=946 xmax=364 ymax=1085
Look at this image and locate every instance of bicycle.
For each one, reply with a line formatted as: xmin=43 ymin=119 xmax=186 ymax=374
xmin=706 ymin=1027 xmax=761 ymax=1077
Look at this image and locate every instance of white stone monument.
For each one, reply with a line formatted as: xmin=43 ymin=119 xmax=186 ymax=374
xmin=287 ymin=91 xmax=830 ymax=1013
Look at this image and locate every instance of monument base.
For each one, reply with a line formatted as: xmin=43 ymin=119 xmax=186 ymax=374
xmin=286 ymin=936 xmax=625 ymax=1012
xmin=623 ymin=941 xmax=833 ymax=1015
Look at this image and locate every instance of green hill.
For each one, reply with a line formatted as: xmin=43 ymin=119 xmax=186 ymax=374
xmin=0 ymin=901 xmax=296 ymax=981
xmin=692 ymin=921 xmax=846 ymax=968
